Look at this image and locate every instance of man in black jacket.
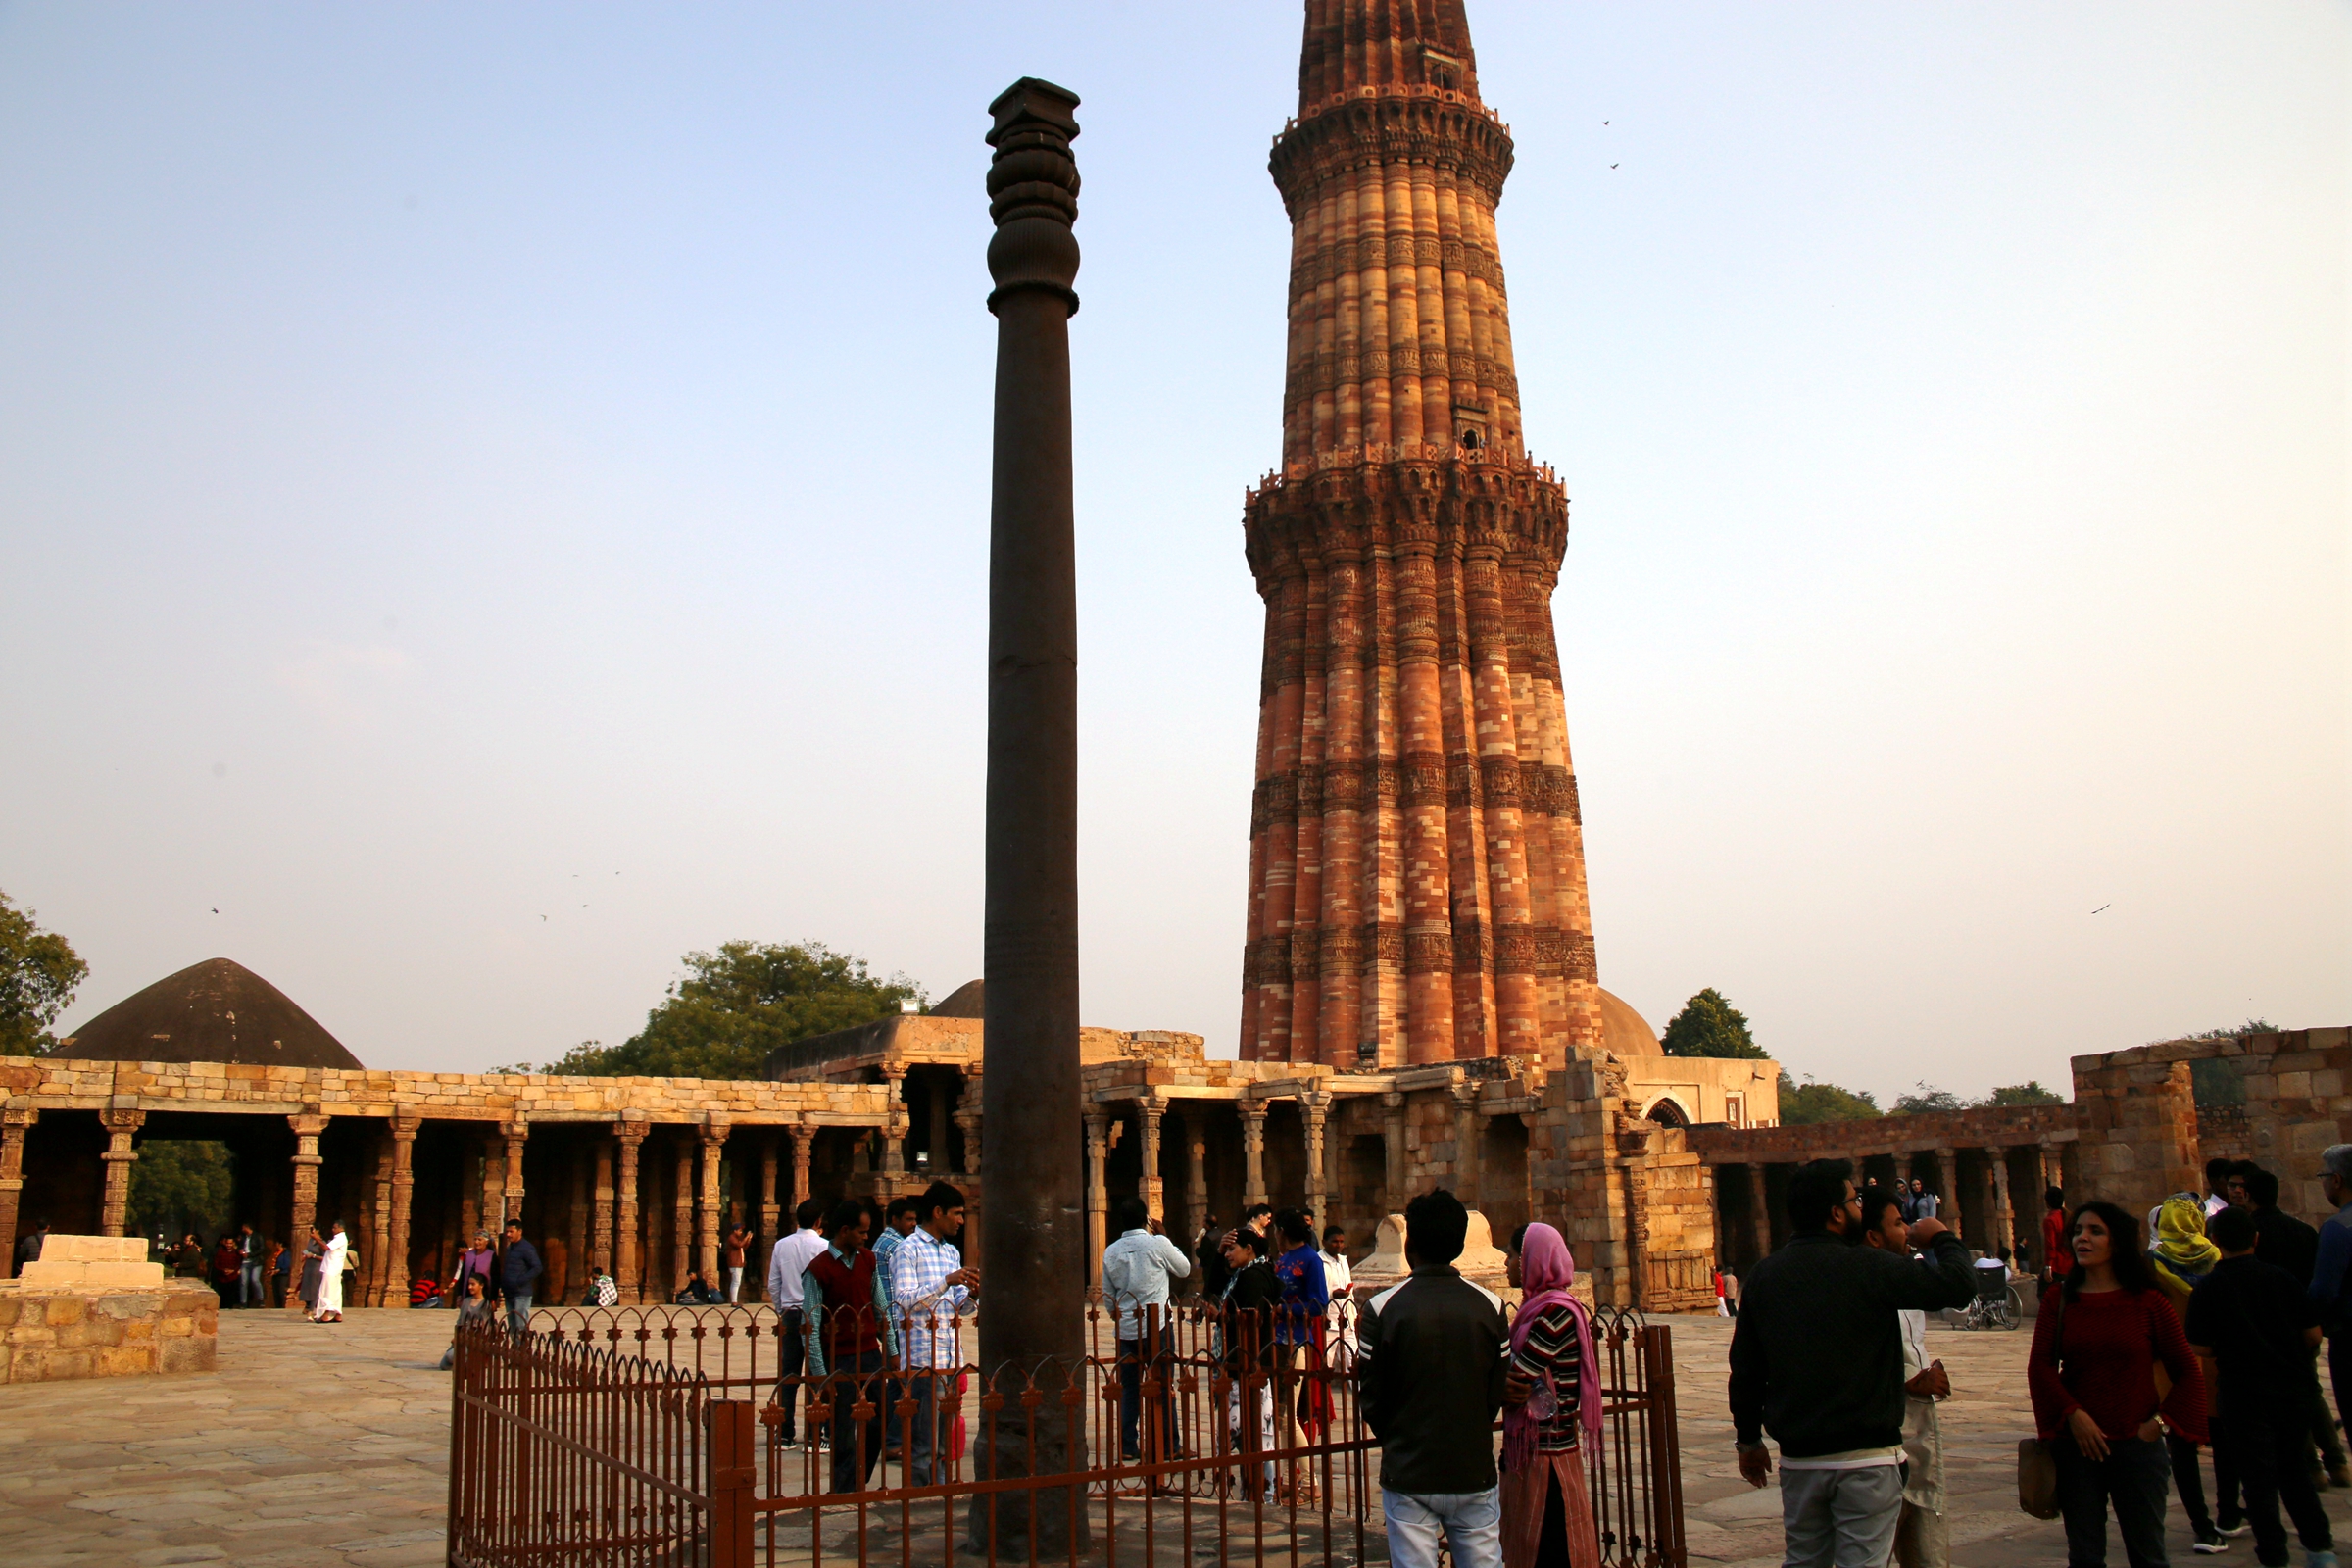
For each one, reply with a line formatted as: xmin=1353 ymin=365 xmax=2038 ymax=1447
xmin=497 ymin=1221 xmax=544 ymax=1342
xmin=1358 ymin=1188 xmax=1508 ymax=1568
xmin=1730 ymin=1158 xmax=1976 ymax=1568
xmin=2242 ymin=1164 xmax=2351 ymax=1489
xmin=2188 ymin=1204 xmax=2336 ymax=1568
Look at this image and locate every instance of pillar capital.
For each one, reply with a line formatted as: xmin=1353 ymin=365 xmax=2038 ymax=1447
xmin=390 ymin=1113 xmax=421 ymax=1141
xmin=2 ymin=1102 xmax=37 ymax=1130
xmin=100 ymin=1104 xmax=146 ymax=1136
xmin=701 ymin=1114 xmax=732 ymax=1144
xmin=500 ymin=1115 xmax=530 ymax=1141
xmin=612 ymin=1118 xmax=650 ymax=1148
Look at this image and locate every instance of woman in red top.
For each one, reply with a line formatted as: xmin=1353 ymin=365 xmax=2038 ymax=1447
xmin=2041 ymin=1186 xmax=2073 ymax=1292
xmin=2029 ymin=1200 xmax=2207 ymax=1568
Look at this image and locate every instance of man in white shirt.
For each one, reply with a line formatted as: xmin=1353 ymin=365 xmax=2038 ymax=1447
xmin=889 ymin=1181 xmax=980 ymax=1486
xmin=766 ymin=1198 xmax=830 ymax=1450
xmin=1101 ymin=1196 xmax=1192 ymax=1462
xmin=1320 ymin=1223 xmax=1357 ymax=1352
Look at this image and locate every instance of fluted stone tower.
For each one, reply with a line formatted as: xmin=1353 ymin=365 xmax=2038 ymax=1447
xmin=1239 ymin=0 xmax=1600 ymax=1072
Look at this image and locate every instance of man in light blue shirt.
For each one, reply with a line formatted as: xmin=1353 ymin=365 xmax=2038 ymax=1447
xmin=889 ymin=1182 xmax=979 ymax=1487
xmin=1102 ymin=1196 xmax=1193 ymax=1462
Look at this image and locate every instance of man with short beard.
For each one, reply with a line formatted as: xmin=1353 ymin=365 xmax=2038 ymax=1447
xmin=1731 ymin=1158 xmax=1975 ymax=1568
xmin=1860 ymin=1186 xmax=1952 ymax=1568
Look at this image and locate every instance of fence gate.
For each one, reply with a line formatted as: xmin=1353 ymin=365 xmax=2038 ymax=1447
xmin=447 ymin=1320 xmax=739 ymax=1566
xmin=449 ymin=1302 xmax=1685 ymax=1568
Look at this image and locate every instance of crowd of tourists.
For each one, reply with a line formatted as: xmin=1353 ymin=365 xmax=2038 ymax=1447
xmin=1727 ymin=1148 xmax=2352 ymax=1568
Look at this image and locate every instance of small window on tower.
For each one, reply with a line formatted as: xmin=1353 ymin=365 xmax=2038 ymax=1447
xmin=1459 ymin=427 xmax=1482 ymax=452
xmin=1423 ymin=48 xmax=1465 ymax=92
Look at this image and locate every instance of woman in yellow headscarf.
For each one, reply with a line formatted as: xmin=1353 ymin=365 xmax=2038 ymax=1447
xmin=2145 ymin=1194 xmax=2227 ymax=1553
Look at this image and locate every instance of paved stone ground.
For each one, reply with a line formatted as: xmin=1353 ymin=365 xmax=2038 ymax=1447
xmin=5 ymin=1307 xmax=2350 ymax=1566
xmin=0 ymin=1306 xmax=458 ymax=1568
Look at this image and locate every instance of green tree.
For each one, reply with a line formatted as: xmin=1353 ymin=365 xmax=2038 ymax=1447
xmin=1984 ymin=1081 xmax=2065 ymax=1106
xmin=1778 ymin=1073 xmax=1881 ymax=1124
xmin=1660 ymin=988 xmax=1767 ymax=1059
xmin=2169 ymin=1022 xmax=2273 ymax=1108
xmin=1891 ymin=1082 xmax=1967 ymax=1114
xmin=0 ymin=890 xmax=88 ymax=1055
xmin=546 ymin=941 xmax=924 ymax=1081
xmin=126 ymin=1140 xmax=234 ymax=1246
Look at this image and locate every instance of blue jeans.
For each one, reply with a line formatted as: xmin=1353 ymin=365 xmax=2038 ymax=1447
xmin=239 ymin=1261 xmax=263 ymax=1304
xmin=1382 ymin=1485 xmax=1502 ymax=1568
xmin=504 ymin=1293 xmax=532 ymax=1342
xmin=1118 ymin=1339 xmax=1175 ymax=1462
xmin=906 ymin=1368 xmax=951 ymax=1487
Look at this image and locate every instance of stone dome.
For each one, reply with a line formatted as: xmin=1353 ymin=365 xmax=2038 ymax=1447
xmin=1597 ymin=989 xmax=1661 ymax=1057
xmin=51 ymin=957 xmax=365 ymax=1070
xmin=930 ymin=979 xmax=986 ymax=1019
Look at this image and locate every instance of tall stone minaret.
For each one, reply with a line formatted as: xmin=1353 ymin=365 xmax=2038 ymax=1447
xmin=1239 ymin=0 xmax=1599 ymax=1072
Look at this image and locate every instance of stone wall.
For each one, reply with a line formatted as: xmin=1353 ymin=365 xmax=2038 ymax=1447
xmin=0 ymin=1282 xmax=217 ymax=1382
xmin=2085 ymin=1027 xmax=2350 ymax=1222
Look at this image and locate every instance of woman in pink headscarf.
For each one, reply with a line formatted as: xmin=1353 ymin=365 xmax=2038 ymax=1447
xmin=1501 ymin=1222 xmax=1604 ymax=1568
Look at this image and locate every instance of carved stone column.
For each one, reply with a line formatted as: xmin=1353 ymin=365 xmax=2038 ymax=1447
xmin=1185 ymin=1111 xmax=1208 ymax=1248
xmin=670 ymin=1137 xmax=694 ymax=1298
xmin=476 ymin=1133 xmax=503 ymax=1236
xmin=789 ymin=1122 xmax=814 ymax=1217
xmin=613 ymin=1118 xmax=648 ymax=1303
xmin=882 ymin=1068 xmax=908 ymax=1182
xmin=1381 ymin=1092 xmax=1407 ymax=1212
xmin=98 ymin=1102 xmax=144 ymax=1238
xmin=1934 ymin=1146 xmax=1960 ymax=1240
xmin=1138 ymin=1098 xmax=1165 ymax=1223
xmin=364 ymin=1132 xmax=393 ymax=1305
xmin=759 ymin=1133 xmax=781 ymax=1245
xmin=593 ymin=1137 xmax=615 ymax=1274
xmin=954 ymin=1075 xmax=983 ymax=1175
xmin=1747 ymin=1162 xmax=1771 ymax=1264
xmin=501 ymin=1118 xmax=528 ymax=1238
xmin=698 ymin=1119 xmax=728 ymax=1284
xmin=1083 ymin=1110 xmax=1109 ymax=1285
xmin=0 ymin=1103 xmax=37 ymax=1267
xmin=1449 ymin=1081 xmax=1482 ymax=1212
xmin=287 ymin=1113 xmax=328 ymax=1307
xmin=1991 ymin=1148 xmax=2017 ymax=1262
xmin=386 ymin=1120 xmax=419 ymax=1304
xmin=1300 ymin=1091 xmax=1331 ymax=1235
xmin=1239 ymin=1100 xmax=1268 ymax=1209
xmin=2038 ymin=1139 xmax=2062 ymax=1200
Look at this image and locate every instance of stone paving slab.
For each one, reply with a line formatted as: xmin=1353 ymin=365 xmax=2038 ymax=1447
xmin=6 ymin=1307 xmax=2350 ymax=1566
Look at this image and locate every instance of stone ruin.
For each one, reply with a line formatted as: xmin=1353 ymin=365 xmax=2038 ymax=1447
xmin=0 ymin=1233 xmax=217 ymax=1382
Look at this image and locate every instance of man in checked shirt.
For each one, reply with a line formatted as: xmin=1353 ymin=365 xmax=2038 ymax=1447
xmin=888 ymin=1180 xmax=982 ymax=1486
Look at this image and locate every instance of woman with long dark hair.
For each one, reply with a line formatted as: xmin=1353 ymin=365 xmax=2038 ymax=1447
xmin=2029 ymin=1200 xmax=2207 ymax=1568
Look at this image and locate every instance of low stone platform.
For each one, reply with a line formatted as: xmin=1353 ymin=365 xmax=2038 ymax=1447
xmin=0 ymin=1235 xmax=218 ymax=1383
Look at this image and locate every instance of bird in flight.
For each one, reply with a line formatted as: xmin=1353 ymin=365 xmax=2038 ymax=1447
xmin=1611 ymin=164 xmax=1619 ymax=169
xmin=211 ymin=907 xmax=220 ymax=914
xmin=2091 ymin=904 xmax=2111 ymax=914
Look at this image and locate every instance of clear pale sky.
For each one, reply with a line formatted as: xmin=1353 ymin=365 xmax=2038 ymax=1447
xmin=3 ymin=3 xmax=2344 ymax=1106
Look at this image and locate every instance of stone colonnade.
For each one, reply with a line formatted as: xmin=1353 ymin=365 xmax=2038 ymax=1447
xmin=1077 ymin=1071 xmax=1539 ymax=1288
xmin=0 ymin=1057 xmax=906 ymax=1308
xmin=1690 ymin=1107 xmax=2081 ymax=1279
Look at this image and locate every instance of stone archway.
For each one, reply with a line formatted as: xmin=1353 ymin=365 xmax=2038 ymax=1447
xmin=1644 ymin=1095 xmax=1692 ymax=1129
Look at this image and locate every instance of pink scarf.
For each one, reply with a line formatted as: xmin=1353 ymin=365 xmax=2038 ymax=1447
xmin=1503 ymin=1223 xmax=1601 ymax=1474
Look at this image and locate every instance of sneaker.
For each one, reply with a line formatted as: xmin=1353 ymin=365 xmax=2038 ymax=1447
xmin=777 ymin=1439 xmax=801 ymax=1452
xmin=2217 ymin=1521 xmax=2251 ymax=1539
xmin=2306 ymin=1551 xmax=2338 ymax=1568
xmin=2193 ymin=1527 xmax=2228 ymax=1555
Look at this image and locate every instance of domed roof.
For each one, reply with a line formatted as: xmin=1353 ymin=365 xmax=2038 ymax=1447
xmin=931 ymin=979 xmax=986 ymax=1019
xmin=1597 ymin=989 xmax=1661 ymax=1057
xmin=52 ymin=957 xmax=365 ymax=1070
